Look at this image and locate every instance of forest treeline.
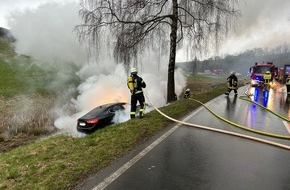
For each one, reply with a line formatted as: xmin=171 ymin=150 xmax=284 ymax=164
xmin=178 ymin=43 xmax=290 ymax=75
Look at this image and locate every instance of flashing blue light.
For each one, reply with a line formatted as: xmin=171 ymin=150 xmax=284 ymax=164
xmin=263 ymin=95 xmax=268 ymax=107
xmin=254 ymin=88 xmax=259 ymax=101
xmin=263 ymin=90 xmax=269 ymax=98
xmin=255 ymin=76 xmax=262 ymax=80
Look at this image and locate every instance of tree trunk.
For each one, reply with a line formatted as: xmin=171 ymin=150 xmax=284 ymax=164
xmin=167 ymin=0 xmax=178 ymax=103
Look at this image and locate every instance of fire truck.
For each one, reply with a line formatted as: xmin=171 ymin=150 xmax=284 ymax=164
xmin=249 ymin=62 xmax=277 ymax=87
xmin=277 ymin=64 xmax=290 ymax=84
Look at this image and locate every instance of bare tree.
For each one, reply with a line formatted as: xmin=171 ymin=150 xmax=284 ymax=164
xmin=75 ymin=0 xmax=241 ymax=103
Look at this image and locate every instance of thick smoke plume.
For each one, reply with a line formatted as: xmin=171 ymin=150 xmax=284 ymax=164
xmin=8 ymin=2 xmax=186 ymax=137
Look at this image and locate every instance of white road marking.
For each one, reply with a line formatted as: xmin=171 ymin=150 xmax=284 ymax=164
xmin=93 ymin=94 xmax=290 ymax=189
xmin=92 ymin=107 xmax=201 ymax=190
xmin=282 ymin=121 xmax=290 ymax=135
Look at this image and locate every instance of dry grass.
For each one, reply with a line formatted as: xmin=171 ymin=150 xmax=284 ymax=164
xmin=0 ymin=95 xmax=57 ymax=152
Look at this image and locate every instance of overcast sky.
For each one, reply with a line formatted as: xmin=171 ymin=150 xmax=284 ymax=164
xmin=0 ymin=0 xmax=75 ymax=28
xmin=0 ymin=0 xmax=290 ymax=59
xmin=219 ymin=0 xmax=290 ymax=57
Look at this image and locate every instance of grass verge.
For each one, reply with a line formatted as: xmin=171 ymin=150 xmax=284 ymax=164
xmin=0 ymin=84 xmax=227 ymax=190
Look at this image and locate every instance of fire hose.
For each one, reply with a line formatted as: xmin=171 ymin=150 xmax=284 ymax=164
xmin=143 ymin=91 xmax=290 ymax=151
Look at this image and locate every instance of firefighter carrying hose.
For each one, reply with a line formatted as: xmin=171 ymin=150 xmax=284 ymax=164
xmin=225 ymin=71 xmax=238 ymax=96
xmin=127 ymin=68 xmax=146 ymax=118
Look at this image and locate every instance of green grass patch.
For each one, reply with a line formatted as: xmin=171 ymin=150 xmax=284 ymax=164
xmin=187 ymin=73 xmax=225 ymax=82
xmin=0 ymin=56 xmax=80 ymax=97
xmin=0 ymin=57 xmax=49 ymax=97
xmin=0 ymin=84 xmax=227 ymax=190
xmin=0 ymin=38 xmax=80 ymax=97
xmin=0 ymin=38 xmax=15 ymax=57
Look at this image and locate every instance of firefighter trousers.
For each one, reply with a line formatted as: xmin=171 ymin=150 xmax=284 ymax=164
xmin=130 ymin=93 xmax=145 ymax=118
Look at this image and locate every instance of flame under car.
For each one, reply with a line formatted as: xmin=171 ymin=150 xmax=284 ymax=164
xmin=77 ymin=102 xmax=127 ymax=133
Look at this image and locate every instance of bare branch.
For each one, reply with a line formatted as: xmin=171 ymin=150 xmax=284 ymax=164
xmin=75 ymin=0 xmax=243 ymax=102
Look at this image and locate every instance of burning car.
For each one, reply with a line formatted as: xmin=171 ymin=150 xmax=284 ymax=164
xmin=77 ymin=102 xmax=127 ymax=133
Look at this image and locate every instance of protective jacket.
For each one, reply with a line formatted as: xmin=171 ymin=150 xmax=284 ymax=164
xmin=263 ymin=73 xmax=271 ymax=84
xmin=227 ymin=74 xmax=238 ymax=89
xmin=127 ymin=74 xmax=146 ymax=118
xmin=286 ymin=76 xmax=290 ymax=95
xmin=286 ymin=77 xmax=290 ymax=85
xmin=127 ymin=75 xmax=146 ymax=95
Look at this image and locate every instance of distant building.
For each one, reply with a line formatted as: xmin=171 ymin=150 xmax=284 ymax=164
xmin=204 ymin=70 xmax=211 ymax=74
xmin=212 ymin=69 xmax=223 ymax=75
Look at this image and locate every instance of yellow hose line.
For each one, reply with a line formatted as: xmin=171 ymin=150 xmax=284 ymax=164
xmin=239 ymin=95 xmax=290 ymax=122
xmin=143 ymin=91 xmax=290 ymax=151
xmin=188 ymin=97 xmax=290 ymax=140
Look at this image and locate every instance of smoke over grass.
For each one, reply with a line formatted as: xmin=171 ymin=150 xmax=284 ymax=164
xmin=8 ymin=1 xmax=186 ymax=137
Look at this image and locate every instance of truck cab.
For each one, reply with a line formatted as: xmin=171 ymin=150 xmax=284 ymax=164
xmin=249 ymin=62 xmax=276 ymax=87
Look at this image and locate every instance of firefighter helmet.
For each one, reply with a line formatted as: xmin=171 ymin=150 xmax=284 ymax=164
xmin=266 ymin=71 xmax=270 ymax=74
xmin=230 ymin=71 xmax=235 ymax=75
xmin=130 ymin=68 xmax=137 ymax=75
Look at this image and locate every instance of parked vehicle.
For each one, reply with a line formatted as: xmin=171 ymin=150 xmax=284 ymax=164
xmin=277 ymin=67 xmax=285 ymax=83
xmin=277 ymin=65 xmax=290 ymax=84
xmin=249 ymin=62 xmax=277 ymax=87
xmin=77 ymin=102 xmax=127 ymax=133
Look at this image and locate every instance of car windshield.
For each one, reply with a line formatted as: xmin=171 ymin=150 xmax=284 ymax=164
xmin=108 ymin=104 xmax=124 ymax=113
xmin=86 ymin=103 xmax=125 ymax=116
xmin=86 ymin=107 xmax=108 ymax=116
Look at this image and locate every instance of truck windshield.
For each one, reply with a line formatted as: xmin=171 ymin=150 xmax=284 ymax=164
xmin=253 ymin=66 xmax=272 ymax=74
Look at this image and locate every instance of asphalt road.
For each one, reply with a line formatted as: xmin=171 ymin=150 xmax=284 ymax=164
xmin=76 ymin=84 xmax=290 ymax=190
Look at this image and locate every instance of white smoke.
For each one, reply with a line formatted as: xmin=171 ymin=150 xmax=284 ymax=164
xmin=75 ymin=63 xmax=129 ymax=111
xmin=9 ymin=2 xmax=86 ymax=65
xmin=8 ymin=1 xmax=186 ymax=137
xmin=218 ymin=0 xmax=290 ymax=57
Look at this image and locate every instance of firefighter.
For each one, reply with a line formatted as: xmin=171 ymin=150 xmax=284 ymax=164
xmin=263 ymin=71 xmax=272 ymax=85
xmin=184 ymin=88 xmax=190 ymax=99
xmin=127 ymin=68 xmax=146 ymax=118
xmin=225 ymin=71 xmax=238 ymax=96
xmin=286 ymin=75 xmax=290 ymax=96
xmin=263 ymin=71 xmax=272 ymax=91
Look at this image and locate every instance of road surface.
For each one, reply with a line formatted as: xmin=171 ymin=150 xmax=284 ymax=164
xmin=76 ymin=84 xmax=290 ymax=190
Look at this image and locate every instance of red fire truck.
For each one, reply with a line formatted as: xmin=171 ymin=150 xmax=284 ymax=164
xmin=249 ymin=62 xmax=277 ymax=87
xmin=277 ymin=65 xmax=290 ymax=84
